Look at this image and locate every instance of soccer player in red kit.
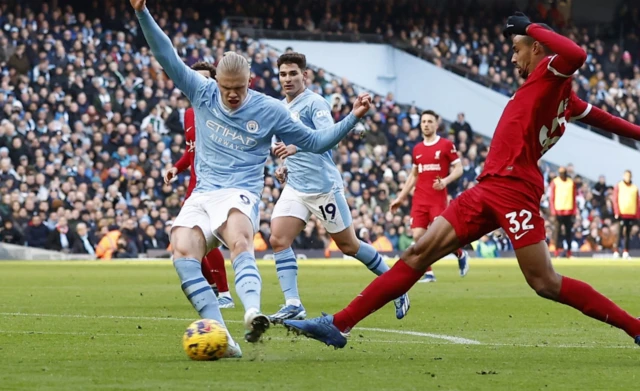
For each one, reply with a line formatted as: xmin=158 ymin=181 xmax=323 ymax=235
xmin=284 ymin=14 xmax=640 ymax=349
xmin=164 ymin=61 xmax=234 ymax=309
xmin=390 ymin=110 xmax=468 ymax=282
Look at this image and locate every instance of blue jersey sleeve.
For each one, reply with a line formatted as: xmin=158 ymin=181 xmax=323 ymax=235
xmin=273 ymin=103 xmax=358 ymax=154
xmin=135 ymin=8 xmax=209 ymax=104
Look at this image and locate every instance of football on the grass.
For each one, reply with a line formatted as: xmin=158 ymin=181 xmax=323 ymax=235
xmin=182 ymin=319 xmax=228 ymax=361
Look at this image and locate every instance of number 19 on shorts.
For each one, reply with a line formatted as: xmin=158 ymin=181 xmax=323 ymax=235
xmin=319 ymin=203 xmax=336 ymax=221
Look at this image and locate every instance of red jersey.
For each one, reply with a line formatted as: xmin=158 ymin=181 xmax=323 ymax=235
xmin=412 ymin=136 xmax=460 ymax=208
xmin=174 ymin=107 xmax=197 ymax=198
xmin=477 ymin=24 xmax=587 ymax=195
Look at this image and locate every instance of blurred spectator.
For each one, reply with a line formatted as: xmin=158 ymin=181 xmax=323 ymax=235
xmin=71 ymin=222 xmax=97 ymax=255
xmin=25 ymin=215 xmax=49 ymax=249
xmin=47 ymin=216 xmax=74 ymax=252
xmin=0 ymin=219 xmax=23 ymax=245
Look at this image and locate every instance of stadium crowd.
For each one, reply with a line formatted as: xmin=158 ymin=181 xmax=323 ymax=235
xmin=0 ymin=0 xmax=639 ymax=258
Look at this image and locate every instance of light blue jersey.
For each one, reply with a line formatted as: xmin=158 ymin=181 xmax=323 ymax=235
xmin=283 ymin=90 xmax=343 ymax=193
xmin=136 ymin=9 xmax=358 ymax=199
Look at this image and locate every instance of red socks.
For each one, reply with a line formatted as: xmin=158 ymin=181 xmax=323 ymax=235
xmin=558 ymin=276 xmax=640 ymax=338
xmin=201 ymin=248 xmax=229 ymax=293
xmin=333 ymin=260 xmax=424 ymax=332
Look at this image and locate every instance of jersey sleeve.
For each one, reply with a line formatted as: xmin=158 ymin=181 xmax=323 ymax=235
xmin=570 ymin=94 xmax=640 ymax=141
xmin=569 ymin=92 xmax=592 ymax=121
xmin=445 ymin=140 xmax=460 ymax=165
xmin=527 ymin=24 xmax=586 ymax=78
xmin=174 ymin=108 xmax=193 ymax=173
xmin=412 ymin=146 xmax=418 ymax=168
xmin=273 ymin=102 xmax=358 ymax=154
xmin=310 ymin=98 xmax=335 ymax=129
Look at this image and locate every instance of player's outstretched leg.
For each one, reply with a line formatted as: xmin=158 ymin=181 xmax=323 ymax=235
xmin=202 ymin=248 xmax=234 ymax=308
xmin=517 ymin=241 xmax=640 ymax=344
xmin=333 ymin=227 xmax=410 ymax=320
xmin=454 ymin=248 xmax=469 ymax=277
xmin=221 ymin=211 xmax=269 ymax=343
xmin=285 ymin=217 xmax=460 ymax=348
xmin=171 ymin=227 xmax=241 ymax=358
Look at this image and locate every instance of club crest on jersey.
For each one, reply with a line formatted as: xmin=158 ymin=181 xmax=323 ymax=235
xmin=435 ymin=151 xmax=441 ymax=160
xmin=246 ymin=120 xmax=259 ymax=134
xmin=290 ymin=111 xmax=300 ymax=121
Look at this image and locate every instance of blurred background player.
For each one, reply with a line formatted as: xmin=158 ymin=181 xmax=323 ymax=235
xmin=268 ymin=52 xmax=409 ymax=323
xmin=284 ymin=14 xmax=640 ymax=350
xmin=613 ymin=170 xmax=639 ymax=259
xmin=164 ymin=61 xmax=235 ymax=309
xmin=390 ymin=110 xmax=468 ymax=282
xmin=133 ymin=0 xmax=371 ymax=346
xmin=549 ymin=166 xmax=576 ymax=258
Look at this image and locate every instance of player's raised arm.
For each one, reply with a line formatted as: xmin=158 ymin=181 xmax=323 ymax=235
xmin=131 ymin=0 xmax=207 ymax=102
xmin=275 ymin=93 xmax=370 ymax=154
xmin=504 ymin=13 xmax=586 ymax=76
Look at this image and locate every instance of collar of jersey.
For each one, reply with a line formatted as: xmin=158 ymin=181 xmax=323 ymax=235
xmin=423 ymin=136 xmax=440 ymax=146
xmin=216 ymin=89 xmax=254 ymax=114
xmin=284 ymin=89 xmax=310 ymax=108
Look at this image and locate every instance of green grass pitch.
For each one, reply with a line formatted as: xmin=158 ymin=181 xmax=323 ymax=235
xmin=0 ymin=258 xmax=639 ymax=390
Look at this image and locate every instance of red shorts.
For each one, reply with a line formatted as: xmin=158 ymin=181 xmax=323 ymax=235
xmin=410 ymin=203 xmax=446 ymax=230
xmin=441 ymin=176 xmax=545 ymax=250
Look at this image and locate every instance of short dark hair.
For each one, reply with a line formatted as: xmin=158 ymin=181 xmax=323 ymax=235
xmin=191 ymin=61 xmax=216 ymax=78
xmin=277 ymin=52 xmax=307 ymax=70
xmin=420 ymin=110 xmax=439 ymax=121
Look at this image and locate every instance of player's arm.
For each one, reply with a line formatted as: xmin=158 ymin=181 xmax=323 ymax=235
xmin=570 ymin=96 xmax=640 ymax=141
xmin=275 ymin=94 xmax=369 ymax=153
xmin=396 ymin=166 xmax=418 ymax=202
xmin=526 ymin=24 xmax=586 ymax=76
xmin=174 ymin=108 xmax=194 ymax=174
xmin=133 ymin=2 xmax=207 ymax=103
xmin=443 ymin=160 xmax=462 ymax=187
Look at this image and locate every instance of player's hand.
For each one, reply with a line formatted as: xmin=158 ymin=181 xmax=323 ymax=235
xmin=432 ymin=178 xmax=447 ymax=190
xmin=275 ymin=166 xmax=288 ymax=184
xmin=352 ymin=93 xmax=372 ymax=119
xmin=390 ymin=197 xmax=404 ymax=214
xmin=273 ymin=142 xmax=297 ymax=159
xmin=164 ymin=167 xmax=178 ymax=184
xmin=503 ymin=12 xmax=531 ymax=38
xmin=130 ymin=0 xmax=146 ymax=11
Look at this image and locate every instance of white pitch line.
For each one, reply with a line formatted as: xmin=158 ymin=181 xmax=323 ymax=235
xmin=0 ymin=312 xmax=477 ymax=344
xmin=3 ymin=312 xmax=635 ymax=349
xmin=358 ymin=327 xmax=481 ymax=345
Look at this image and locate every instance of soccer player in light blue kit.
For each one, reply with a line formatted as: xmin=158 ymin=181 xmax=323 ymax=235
xmin=131 ymin=0 xmax=372 ymax=358
xmin=268 ymin=53 xmax=410 ymax=323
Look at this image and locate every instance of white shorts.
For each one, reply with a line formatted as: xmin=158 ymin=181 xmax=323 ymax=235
xmin=271 ymin=186 xmax=352 ymax=234
xmin=172 ymin=188 xmax=260 ymax=250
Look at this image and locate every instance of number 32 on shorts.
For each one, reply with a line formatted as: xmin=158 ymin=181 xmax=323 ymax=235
xmin=505 ymin=209 xmax=534 ymax=240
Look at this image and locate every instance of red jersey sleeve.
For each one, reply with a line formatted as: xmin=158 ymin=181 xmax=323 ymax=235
xmin=174 ymin=108 xmax=194 ymax=173
xmin=527 ymin=24 xmax=586 ymax=77
xmin=570 ymin=94 xmax=640 ymax=141
xmin=444 ymin=140 xmax=460 ymax=165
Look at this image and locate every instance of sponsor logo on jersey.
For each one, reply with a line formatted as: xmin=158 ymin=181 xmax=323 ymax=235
xmin=418 ymin=164 xmax=441 ymax=173
xmin=206 ymin=120 xmax=258 ymax=150
xmin=186 ymin=140 xmax=195 ymax=153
